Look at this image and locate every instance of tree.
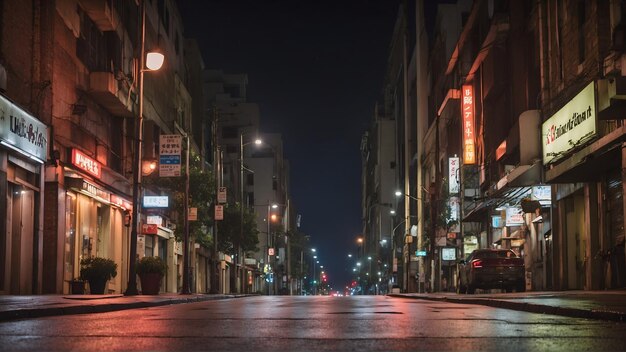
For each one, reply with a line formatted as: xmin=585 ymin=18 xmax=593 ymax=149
xmin=143 ymin=152 xmax=214 ymax=247
xmin=216 ymin=203 xmax=260 ymax=255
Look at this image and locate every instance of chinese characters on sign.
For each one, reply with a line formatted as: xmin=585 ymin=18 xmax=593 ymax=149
xmin=159 ymin=134 xmax=182 ymax=177
xmin=461 ymin=85 xmax=476 ymax=164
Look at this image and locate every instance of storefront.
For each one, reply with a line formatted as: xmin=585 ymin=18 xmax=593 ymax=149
xmin=62 ymin=148 xmax=131 ymax=294
xmin=544 ymin=80 xmax=626 ymax=290
xmin=0 ymin=94 xmax=48 ymax=294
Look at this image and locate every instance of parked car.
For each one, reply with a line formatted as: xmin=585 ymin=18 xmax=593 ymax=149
xmin=457 ymin=249 xmax=525 ymax=294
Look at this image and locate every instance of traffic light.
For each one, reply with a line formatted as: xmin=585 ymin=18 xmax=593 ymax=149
xmin=322 ymin=274 xmax=327 ymax=282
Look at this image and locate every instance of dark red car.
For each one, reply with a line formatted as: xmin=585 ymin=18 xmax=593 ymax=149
xmin=457 ymin=249 xmax=525 ymax=294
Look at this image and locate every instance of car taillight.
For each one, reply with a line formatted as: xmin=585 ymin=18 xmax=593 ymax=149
xmin=472 ymin=260 xmax=483 ymax=268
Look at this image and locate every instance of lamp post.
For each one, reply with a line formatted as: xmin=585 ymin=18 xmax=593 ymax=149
xmin=125 ymin=0 xmax=164 ymax=296
xmin=239 ymin=132 xmax=261 ymax=293
xmin=395 ymin=190 xmax=427 ymax=293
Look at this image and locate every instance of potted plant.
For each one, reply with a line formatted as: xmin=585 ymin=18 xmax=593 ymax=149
xmin=79 ymin=257 xmax=117 ymax=294
xmin=70 ymin=278 xmax=85 ymax=294
xmin=136 ymin=256 xmax=167 ymax=295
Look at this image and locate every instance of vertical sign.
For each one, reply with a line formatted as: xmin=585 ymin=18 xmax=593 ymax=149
xmin=461 ymin=85 xmax=476 ymax=164
xmin=159 ymin=134 xmax=182 ymax=177
xmin=188 ymin=207 xmax=197 ymax=221
xmin=215 ymin=205 xmax=224 ymax=221
xmin=217 ymin=187 xmax=227 ymax=204
xmin=448 ymin=157 xmax=459 ymax=194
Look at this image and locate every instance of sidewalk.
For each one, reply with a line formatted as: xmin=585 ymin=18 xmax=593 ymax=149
xmin=389 ymin=290 xmax=626 ymax=322
xmin=0 ymin=293 xmax=245 ymax=322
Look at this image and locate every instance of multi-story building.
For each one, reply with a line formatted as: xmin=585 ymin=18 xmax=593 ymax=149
xmin=539 ymin=0 xmax=625 ymax=290
xmin=1 ymin=0 xmax=205 ymax=295
xmin=360 ymin=103 xmax=396 ymax=294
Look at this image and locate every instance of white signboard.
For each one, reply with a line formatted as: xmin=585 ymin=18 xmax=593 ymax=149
xmin=448 ymin=157 xmax=460 ymax=194
xmin=143 ymin=196 xmax=169 ymax=208
xmin=217 ymin=187 xmax=227 ymax=204
xmin=449 ymin=196 xmax=460 ymax=233
xmin=505 ymin=207 xmax=524 ymax=226
xmin=0 ymin=94 xmax=48 ymax=162
xmin=542 ymin=82 xmax=596 ymax=165
xmin=532 ymin=185 xmax=552 ymax=206
xmin=159 ymin=134 xmax=182 ymax=177
xmin=146 ymin=215 xmax=162 ymax=225
xmin=442 ymin=247 xmax=456 ymax=261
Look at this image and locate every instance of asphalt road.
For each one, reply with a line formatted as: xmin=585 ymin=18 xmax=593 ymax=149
xmin=0 ymin=295 xmax=624 ymax=351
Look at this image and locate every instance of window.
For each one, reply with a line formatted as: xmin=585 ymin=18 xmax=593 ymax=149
xmin=158 ymin=0 xmax=170 ymax=36
xmin=224 ymin=85 xmax=241 ymax=98
xmin=221 ymin=127 xmax=238 ymax=139
xmin=76 ymin=8 xmax=122 ymax=72
xmin=247 ymin=173 xmax=254 ymax=186
xmin=247 ymin=193 xmax=254 ymax=207
xmin=109 ymin=116 xmax=123 ymax=173
xmin=145 ymin=235 xmax=154 ymax=257
xmin=226 ymin=145 xmax=238 ymax=154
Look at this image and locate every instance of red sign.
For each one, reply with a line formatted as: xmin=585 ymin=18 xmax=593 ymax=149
xmin=72 ymin=149 xmax=102 ymax=178
xmin=142 ymin=223 xmax=158 ymax=235
xmin=110 ymin=194 xmax=132 ymax=211
xmin=461 ymin=85 xmax=476 ymax=165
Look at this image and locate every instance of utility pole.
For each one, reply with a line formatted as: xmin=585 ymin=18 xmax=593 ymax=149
xmin=211 ymin=106 xmax=220 ymax=294
xmin=175 ymin=121 xmax=191 ymax=294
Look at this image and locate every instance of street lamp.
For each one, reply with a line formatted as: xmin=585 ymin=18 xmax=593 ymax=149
xmin=239 ymin=132 xmax=262 ymax=293
xmin=125 ymin=0 xmax=164 ymax=296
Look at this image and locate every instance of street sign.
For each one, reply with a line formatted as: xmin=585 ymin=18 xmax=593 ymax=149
xmin=217 ymin=187 xmax=227 ymax=204
xmin=159 ymin=134 xmax=182 ymax=177
xmin=188 ymin=207 xmax=197 ymax=221
xmin=268 ymin=247 xmax=275 ymax=256
xmin=215 ymin=205 xmax=223 ymax=220
xmin=415 ymin=250 xmax=427 ymax=257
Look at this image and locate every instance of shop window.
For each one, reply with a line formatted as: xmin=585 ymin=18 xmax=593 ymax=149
xmin=158 ymin=238 xmax=167 ymax=260
xmin=145 ymin=235 xmax=154 ymax=257
xmin=64 ymin=193 xmax=78 ymax=282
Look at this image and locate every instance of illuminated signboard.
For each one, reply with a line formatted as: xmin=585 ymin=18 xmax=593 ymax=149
xmin=0 ymin=94 xmax=48 ymax=162
xmin=461 ymin=85 xmax=476 ymax=164
xmin=72 ymin=149 xmax=101 ymax=179
xmin=442 ymin=247 xmax=457 ymax=261
xmin=542 ymin=82 xmax=596 ymax=165
xmin=143 ymin=196 xmax=169 ymax=208
xmin=110 ymin=194 xmax=131 ymax=210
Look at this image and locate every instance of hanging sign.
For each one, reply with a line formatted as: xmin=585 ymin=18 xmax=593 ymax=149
xmin=143 ymin=196 xmax=169 ymax=208
xmin=461 ymin=85 xmax=476 ymax=164
xmin=449 ymin=157 xmax=460 ymax=193
xmin=159 ymin=134 xmax=182 ymax=177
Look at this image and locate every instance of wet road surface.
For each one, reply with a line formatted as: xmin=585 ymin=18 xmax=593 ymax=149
xmin=0 ymin=295 xmax=624 ymax=351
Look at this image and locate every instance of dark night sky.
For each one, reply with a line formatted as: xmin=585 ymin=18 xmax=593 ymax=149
xmin=177 ymin=0 xmax=400 ymax=287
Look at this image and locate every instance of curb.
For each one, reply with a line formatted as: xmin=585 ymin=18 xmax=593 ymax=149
xmin=389 ymin=294 xmax=626 ymax=322
xmin=0 ymin=294 xmax=244 ymax=322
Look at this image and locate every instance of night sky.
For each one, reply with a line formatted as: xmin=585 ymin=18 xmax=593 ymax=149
xmin=177 ymin=0 xmax=400 ymax=287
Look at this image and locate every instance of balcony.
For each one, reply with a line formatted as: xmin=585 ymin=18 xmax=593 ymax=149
xmin=78 ymin=0 xmax=119 ymax=31
xmin=88 ymin=72 xmax=133 ymax=117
